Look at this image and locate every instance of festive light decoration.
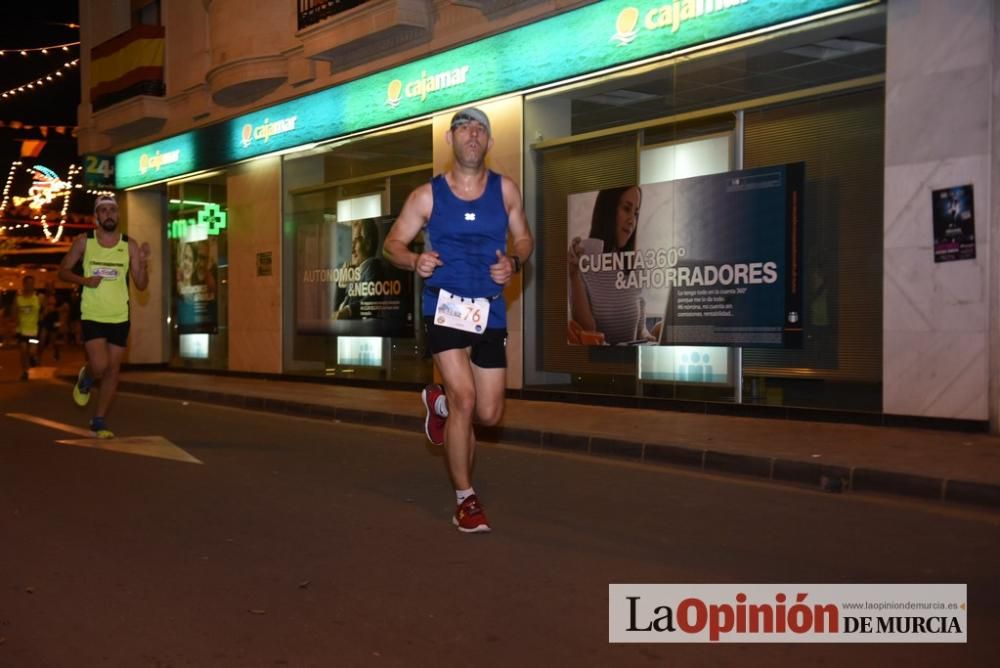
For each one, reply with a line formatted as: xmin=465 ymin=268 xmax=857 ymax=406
xmin=15 ymin=165 xmax=70 ymax=211
xmin=0 ymin=160 xmax=19 ymax=213
xmin=0 ymin=222 xmax=33 ymax=234
xmin=0 ymin=119 xmax=76 ymax=134
xmin=0 ymin=59 xmax=79 ymax=100
xmin=0 ymin=41 xmax=78 ymax=56
xmin=0 ymin=161 xmax=79 ymax=243
xmin=54 ymin=166 xmax=82 ymax=240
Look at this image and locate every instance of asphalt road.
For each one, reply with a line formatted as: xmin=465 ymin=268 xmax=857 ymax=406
xmin=1 ymin=373 xmax=998 ymax=667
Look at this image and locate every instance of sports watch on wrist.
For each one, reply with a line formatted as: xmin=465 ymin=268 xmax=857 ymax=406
xmin=512 ymin=255 xmax=522 ymax=274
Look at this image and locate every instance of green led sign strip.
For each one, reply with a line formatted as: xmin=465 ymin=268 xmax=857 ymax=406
xmin=117 ymin=0 xmax=873 ymax=188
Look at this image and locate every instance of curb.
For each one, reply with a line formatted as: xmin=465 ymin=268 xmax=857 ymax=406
xmin=118 ymin=380 xmax=1000 ymax=511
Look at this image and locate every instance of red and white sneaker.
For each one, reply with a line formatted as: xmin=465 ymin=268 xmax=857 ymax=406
xmin=421 ymin=383 xmax=447 ymax=446
xmin=453 ymin=495 xmax=491 ymax=533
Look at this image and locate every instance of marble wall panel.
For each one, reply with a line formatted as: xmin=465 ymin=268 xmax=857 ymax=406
xmin=226 ymin=158 xmax=283 ymax=373
xmin=883 ymin=0 xmax=994 ymax=421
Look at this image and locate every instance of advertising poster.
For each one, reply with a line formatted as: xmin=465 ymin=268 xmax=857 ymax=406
xmin=567 ymin=164 xmax=804 ymax=348
xmin=296 ymin=215 xmax=414 ymax=337
xmin=174 ymin=237 xmax=219 ymax=334
xmin=932 ymin=185 xmax=975 ymax=263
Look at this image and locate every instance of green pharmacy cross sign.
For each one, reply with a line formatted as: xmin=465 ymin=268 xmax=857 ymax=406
xmin=168 ymin=203 xmax=228 ymax=240
xmin=116 ymin=0 xmax=874 ymax=188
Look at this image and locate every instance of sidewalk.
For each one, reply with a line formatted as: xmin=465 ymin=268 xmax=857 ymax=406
xmin=76 ymin=363 xmax=1000 ymax=512
xmin=27 ymin=343 xmax=999 ymax=510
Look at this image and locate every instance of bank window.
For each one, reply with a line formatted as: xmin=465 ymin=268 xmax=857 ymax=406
xmin=281 ymin=122 xmax=433 ymax=382
xmin=168 ymin=175 xmax=228 ymax=369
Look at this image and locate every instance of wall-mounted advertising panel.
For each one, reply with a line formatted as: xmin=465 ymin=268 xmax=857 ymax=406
xmin=567 ymin=163 xmax=804 ymax=348
xmin=171 ymin=200 xmax=225 ymax=334
xmin=116 ymin=0 xmax=871 ymax=188
xmin=296 ymin=215 xmax=415 ymax=337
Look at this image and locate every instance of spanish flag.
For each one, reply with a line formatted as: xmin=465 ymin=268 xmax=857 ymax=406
xmin=90 ymin=25 xmax=165 ymax=108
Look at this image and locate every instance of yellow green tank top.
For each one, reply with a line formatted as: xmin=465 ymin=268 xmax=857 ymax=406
xmin=16 ymin=293 xmax=41 ymax=336
xmin=82 ymin=232 xmax=131 ymax=323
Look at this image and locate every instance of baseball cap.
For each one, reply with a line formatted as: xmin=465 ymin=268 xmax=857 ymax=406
xmin=450 ymin=107 xmax=491 ymax=136
xmin=94 ymin=194 xmax=118 ymax=213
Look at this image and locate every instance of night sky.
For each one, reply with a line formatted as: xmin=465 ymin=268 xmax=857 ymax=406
xmin=0 ymin=2 xmax=80 ymax=164
xmin=0 ymin=1 xmax=83 ymax=267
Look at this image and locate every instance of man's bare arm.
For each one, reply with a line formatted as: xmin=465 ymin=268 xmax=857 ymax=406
xmin=488 ymin=177 xmax=534 ymax=286
xmin=57 ymin=235 xmax=96 ymax=287
xmin=383 ymin=184 xmax=442 ymax=278
xmin=503 ymin=177 xmax=534 ymax=265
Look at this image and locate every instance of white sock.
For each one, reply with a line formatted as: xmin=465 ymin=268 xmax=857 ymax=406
xmin=456 ymin=487 xmax=475 ymax=504
xmin=435 ymin=394 xmax=449 ymax=418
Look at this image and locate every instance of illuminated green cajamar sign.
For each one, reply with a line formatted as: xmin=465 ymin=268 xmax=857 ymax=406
xmin=117 ymin=0 xmax=873 ymax=188
xmin=168 ymin=203 xmax=227 ymax=240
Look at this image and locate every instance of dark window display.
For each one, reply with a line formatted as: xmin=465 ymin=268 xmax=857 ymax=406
xmin=167 ymin=177 xmax=228 ymax=368
xmin=524 ymin=13 xmax=886 ymax=411
xmin=281 ymin=123 xmax=433 ymax=382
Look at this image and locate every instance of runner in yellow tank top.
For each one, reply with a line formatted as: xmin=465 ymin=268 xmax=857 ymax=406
xmin=58 ymin=194 xmax=150 ymax=438
xmin=14 ymin=274 xmax=42 ymax=381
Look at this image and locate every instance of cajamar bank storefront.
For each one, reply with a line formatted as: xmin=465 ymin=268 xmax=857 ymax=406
xmin=113 ymin=0 xmax=887 ymax=415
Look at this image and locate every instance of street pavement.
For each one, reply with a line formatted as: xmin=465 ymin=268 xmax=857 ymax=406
xmin=4 ymin=344 xmax=1000 ymax=510
xmin=47 ymin=346 xmax=1000 ymax=509
xmin=1 ymin=370 xmax=998 ymax=666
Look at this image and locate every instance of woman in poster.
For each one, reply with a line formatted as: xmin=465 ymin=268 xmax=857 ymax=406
xmin=175 ymin=239 xmax=219 ymax=333
xmin=568 ymin=185 xmax=659 ymax=344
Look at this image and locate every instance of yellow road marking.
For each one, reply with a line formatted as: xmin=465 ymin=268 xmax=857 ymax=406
xmin=55 ymin=435 xmax=202 ymax=464
xmin=5 ymin=413 xmax=202 ymax=464
xmin=6 ymin=412 xmax=92 ymax=437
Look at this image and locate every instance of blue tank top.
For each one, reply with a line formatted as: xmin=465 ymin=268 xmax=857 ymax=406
xmin=423 ymin=170 xmax=509 ymax=328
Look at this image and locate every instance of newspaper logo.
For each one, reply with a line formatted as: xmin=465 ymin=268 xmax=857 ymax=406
xmin=610 ymin=584 xmax=967 ymax=643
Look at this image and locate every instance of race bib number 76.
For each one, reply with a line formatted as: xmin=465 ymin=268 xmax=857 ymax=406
xmin=434 ymin=289 xmax=490 ymax=334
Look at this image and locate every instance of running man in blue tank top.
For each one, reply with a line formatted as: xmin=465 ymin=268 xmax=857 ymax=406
xmin=384 ymin=107 xmax=534 ymax=533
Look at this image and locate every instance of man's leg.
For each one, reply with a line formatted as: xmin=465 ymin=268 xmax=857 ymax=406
xmin=83 ymin=338 xmax=107 ymax=385
xmin=93 ymin=343 xmax=126 ymax=422
xmin=434 ymin=348 xmax=496 ymax=533
xmin=79 ymin=337 xmax=108 ymax=416
xmin=18 ymin=338 xmax=30 ymax=379
xmin=38 ymin=327 xmax=48 ymax=363
xmin=433 ymin=347 xmax=477 ymax=490
xmin=50 ymin=325 xmax=61 ymax=361
xmin=472 ymin=364 xmax=506 ymax=428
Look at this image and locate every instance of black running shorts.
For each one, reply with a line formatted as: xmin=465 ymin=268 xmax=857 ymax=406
xmin=423 ymin=317 xmax=507 ymax=369
xmin=81 ymin=320 xmax=131 ymax=348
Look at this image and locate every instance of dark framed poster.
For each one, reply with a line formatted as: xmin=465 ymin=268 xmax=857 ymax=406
xmin=174 ymin=236 xmax=219 ymax=334
xmin=932 ymin=185 xmax=975 ymax=263
xmin=567 ymin=163 xmax=804 ymax=348
xmin=296 ymin=214 xmax=415 ymax=337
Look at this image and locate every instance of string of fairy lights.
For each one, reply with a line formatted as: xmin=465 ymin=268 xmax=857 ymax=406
xmin=0 ymin=31 xmax=86 ymax=242
xmin=0 ymin=161 xmax=20 ymax=214
xmin=0 ymin=35 xmax=80 ymax=102
xmin=1 ymin=59 xmax=79 ymax=100
xmin=0 ymin=40 xmax=78 ymax=56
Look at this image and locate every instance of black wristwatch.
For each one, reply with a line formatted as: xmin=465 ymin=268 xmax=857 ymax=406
xmin=512 ymin=256 xmax=522 ymax=274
